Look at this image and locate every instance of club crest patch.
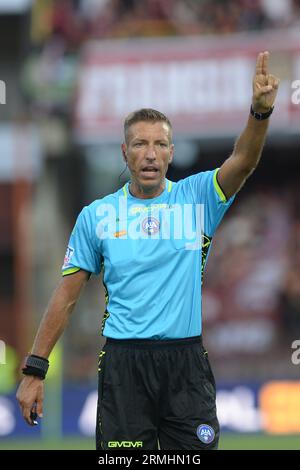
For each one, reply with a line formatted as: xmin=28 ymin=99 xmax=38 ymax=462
xmin=196 ymin=424 xmax=215 ymax=444
xmin=141 ymin=217 xmax=160 ymax=235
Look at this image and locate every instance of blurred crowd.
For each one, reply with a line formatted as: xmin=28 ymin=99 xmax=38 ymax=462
xmin=202 ymin=184 xmax=300 ymax=377
xmin=31 ymin=0 xmax=300 ymax=48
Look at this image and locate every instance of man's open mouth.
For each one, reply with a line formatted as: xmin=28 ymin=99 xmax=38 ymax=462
xmin=141 ymin=167 xmax=159 ymax=173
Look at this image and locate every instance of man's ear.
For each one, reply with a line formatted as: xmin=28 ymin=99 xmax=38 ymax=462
xmin=169 ymin=144 xmax=175 ymax=164
xmin=121 ymin=143 xmax=127 ymax=163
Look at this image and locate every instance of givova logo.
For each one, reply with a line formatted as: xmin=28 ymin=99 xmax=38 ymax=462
xmin=196 ymin=424 xmax=215 ymax=444
xmin=0 ymin=81 xmax=6 ymax=104
xmin=108 ymin=441 xmax=143 ymax=448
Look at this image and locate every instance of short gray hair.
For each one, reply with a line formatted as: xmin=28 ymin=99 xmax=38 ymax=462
xmin=124 ymin=108 xmax=172 ymax=144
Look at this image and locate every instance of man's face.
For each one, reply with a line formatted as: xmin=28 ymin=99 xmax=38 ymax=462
xmin=122 ymin=121 xmax=174 ymax=197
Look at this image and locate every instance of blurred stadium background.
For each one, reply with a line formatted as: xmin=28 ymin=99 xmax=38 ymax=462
xmin=0 ymin=0 xmax=300 ymax=450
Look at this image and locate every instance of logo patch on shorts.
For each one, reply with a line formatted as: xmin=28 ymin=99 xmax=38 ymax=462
xmin=141 ymin=216 xmax=160 ymax=235
xmin=196 ymin=424 xmax=215 ymax=444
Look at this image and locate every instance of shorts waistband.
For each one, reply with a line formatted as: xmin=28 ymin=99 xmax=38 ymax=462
xmin=105 ymin=335 xmax=202 ymax=349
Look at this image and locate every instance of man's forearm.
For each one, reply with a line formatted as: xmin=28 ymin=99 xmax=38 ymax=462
xmin=31 ymin=271 xmax=88 ymax=358
xmin=232 ymin=113 xmax=269 ymax=172
xmin=31 ymin=284 xmax=75 ymax=358
xmin=217 ymin=114 xmax=270 ymax=198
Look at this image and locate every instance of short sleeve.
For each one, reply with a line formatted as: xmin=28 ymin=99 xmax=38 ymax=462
xmin=62 ymin=207 xmax=101 ymax=276
xmin=186 ymin=168 xmax=235 ymax=237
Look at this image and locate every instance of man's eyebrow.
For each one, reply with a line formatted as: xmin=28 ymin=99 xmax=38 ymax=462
xmin=132 ymin=138 xmax=169 ymax=143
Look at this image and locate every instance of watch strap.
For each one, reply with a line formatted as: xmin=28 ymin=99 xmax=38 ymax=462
xmin=250 ymin=105 xmax=274 ymax=120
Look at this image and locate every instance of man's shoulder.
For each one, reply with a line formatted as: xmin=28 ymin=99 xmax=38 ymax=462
xmin=175 ymin=170 xmax=214 ymax=189
xmin=180 ymin=170 xmax=214 ymax=182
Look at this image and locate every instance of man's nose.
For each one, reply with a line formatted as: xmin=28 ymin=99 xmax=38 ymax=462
xmin=145 ymin=146 xmax=156 ymax=159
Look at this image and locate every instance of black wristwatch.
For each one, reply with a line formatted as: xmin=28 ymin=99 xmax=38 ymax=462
xmin=250 ymin=105 xmax=274 ymax=120
xmin=22 ymin=354 xmax=49 ymax=380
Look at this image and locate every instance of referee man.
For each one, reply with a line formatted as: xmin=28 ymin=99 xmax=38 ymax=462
xmin=17 ymin=51 xmax=279 ymax=449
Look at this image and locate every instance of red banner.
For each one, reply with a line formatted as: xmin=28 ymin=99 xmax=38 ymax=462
xmin=74 ymin=33 xmax=300 ymax=142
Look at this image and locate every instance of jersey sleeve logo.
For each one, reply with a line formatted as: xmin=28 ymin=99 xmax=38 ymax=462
xmin=63 ymin=246 xmax=74 ymax=268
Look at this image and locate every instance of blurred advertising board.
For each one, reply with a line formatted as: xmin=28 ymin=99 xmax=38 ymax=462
xmin=1 ymin=381 xmax=300 ymax=437
xmin=0 ymin=123 xmax=42 ymax=182
xmin=0 ymin=0 xmax=32 ymax=14
xmin=74 ymin=31 xmax=300 ymax=142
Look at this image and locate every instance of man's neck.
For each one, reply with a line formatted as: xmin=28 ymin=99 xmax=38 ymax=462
xmin=129 ymin=180 xmax=166 ymax=199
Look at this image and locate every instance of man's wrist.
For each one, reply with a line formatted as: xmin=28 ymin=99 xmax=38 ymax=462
xmin=22 ymin=354 xmax=49 ymax=380
xmin=251 ymin=102 xmax=271 ymax=113
xmin=250 ymin=104 xmax=274 ymax=120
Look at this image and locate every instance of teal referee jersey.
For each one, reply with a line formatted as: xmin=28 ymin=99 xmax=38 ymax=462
xmin=62 ymin=169 xmax=234 ymax=339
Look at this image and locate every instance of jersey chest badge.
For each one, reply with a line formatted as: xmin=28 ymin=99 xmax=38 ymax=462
xmin=141 ymin=216 xmax=160 ymax=235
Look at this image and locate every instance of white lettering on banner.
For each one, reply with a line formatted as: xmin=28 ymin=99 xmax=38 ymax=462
xmin=291 ymin=80 xmax=300 ymax=104
xmin=76 ymin=59 xmax=252 ymax=121
xmin=74 ymin=39 xmax=300 ymax=140
xmin=0 ymin=80 xmax=6 ymax=104
xmin=291 ymin=339 xmax=300 ymax=365
xmin=0 ymin=340 xmax=5 ymax=364
xmin=292 ymin=56 xmax=300 ymax=105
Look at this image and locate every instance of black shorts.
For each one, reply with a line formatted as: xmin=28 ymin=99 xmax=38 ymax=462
xmin=96 ymin=336 xmax=219 ymax=450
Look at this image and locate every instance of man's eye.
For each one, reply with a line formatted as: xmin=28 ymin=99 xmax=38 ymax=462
xmin=134 ymin=143 xmax=143 ymax=147
xmin=159 ymin=143 xmax=167 ymax=147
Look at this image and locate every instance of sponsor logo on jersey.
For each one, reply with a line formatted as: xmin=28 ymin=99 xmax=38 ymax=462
xmin=108 ymin=441 xmax=143 ymax=448
xmin=63 ymin=246 xmax=74 ymax=268
xmin=196 ymin=424 xmax=215 ymax=444
xmin=129 ymin=204 xmax=169 ymax=215
xmin=141 ymin=217 xmax=160 ymax=235
xmin=114 ymin=230 xmax=127 ymax=238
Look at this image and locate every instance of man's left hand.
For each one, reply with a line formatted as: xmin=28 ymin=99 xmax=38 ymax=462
xmin=252 ymin=51 xmax=280 ymax=113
